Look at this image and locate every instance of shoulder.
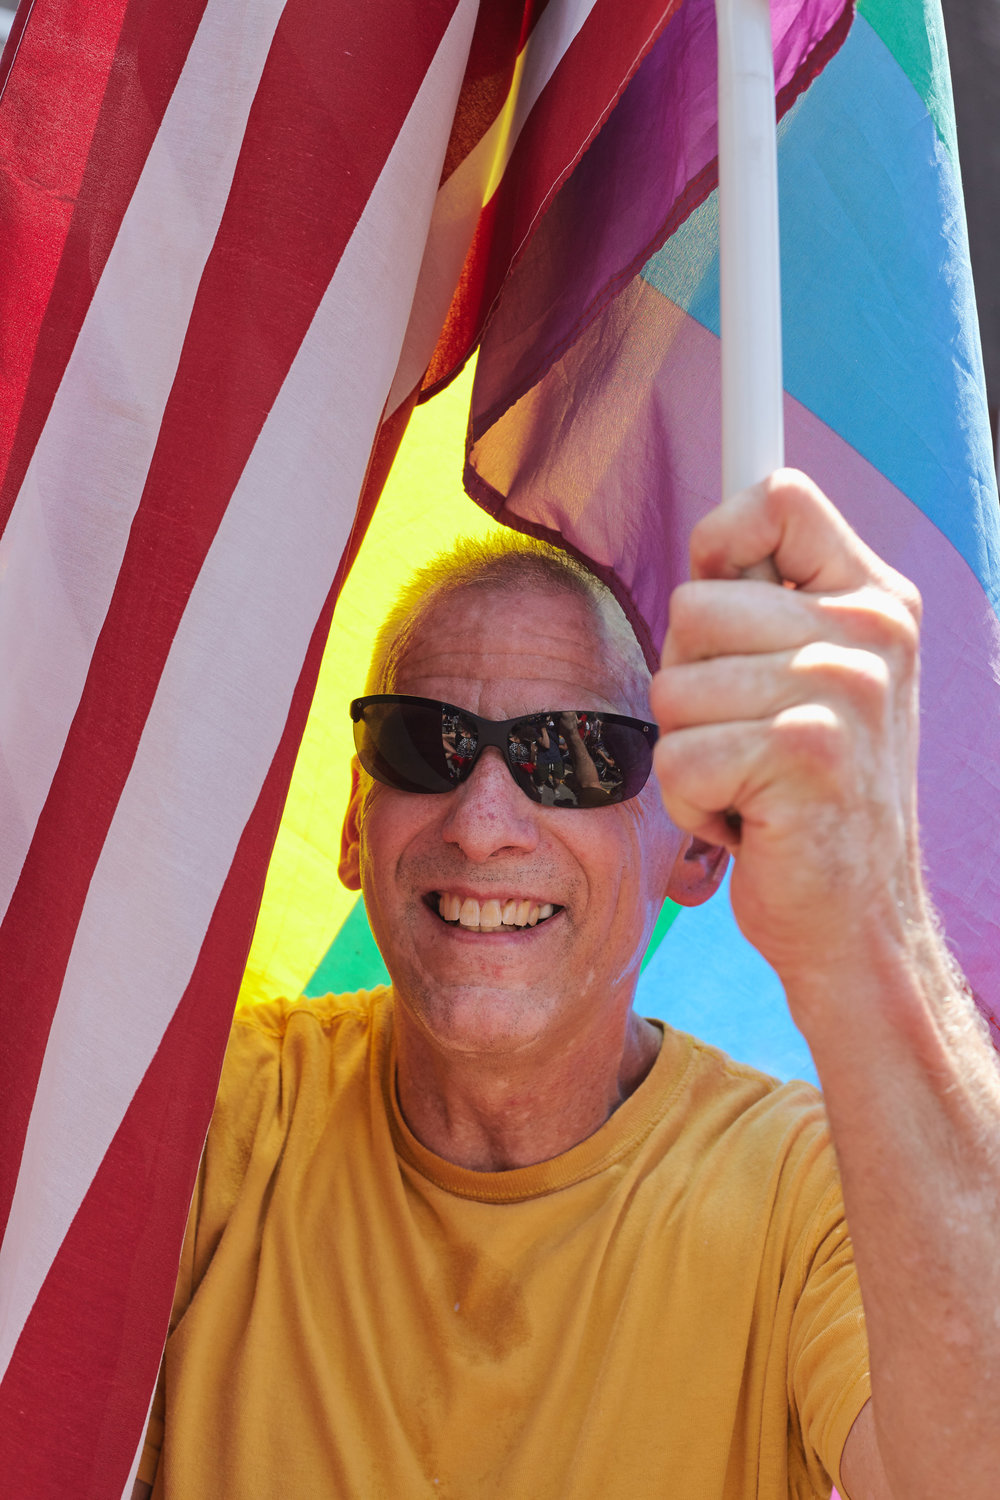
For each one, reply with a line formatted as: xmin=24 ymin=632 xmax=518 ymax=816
xmin=230 ymin=984 xmax=392 ymax=1043
xmin=206 ymin=985 xmax=393 ymax=1180
xmin=222 ymin=985 xmax=392 ymax=1089
xmin=187 ymin=986 xmax=394 ymax=1275
xmin=671 ymin=1027 xmax=828 ymax=1144
xmin=656 ymin=1027 xmax=841 ymax=1243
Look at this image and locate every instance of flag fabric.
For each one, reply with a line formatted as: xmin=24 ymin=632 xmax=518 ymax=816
xmin=941 ymin=0 xmax=1000 ymax=423
xmin=0 ymin=2 xmax=992 ymax=1498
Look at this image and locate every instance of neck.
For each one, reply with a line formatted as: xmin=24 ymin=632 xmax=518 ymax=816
xmin=393 ymin=1006 xmax=663 ymax=1171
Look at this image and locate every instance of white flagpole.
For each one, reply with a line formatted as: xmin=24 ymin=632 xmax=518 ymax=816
xmin=715 ymin=0 xmax=784 ymax=502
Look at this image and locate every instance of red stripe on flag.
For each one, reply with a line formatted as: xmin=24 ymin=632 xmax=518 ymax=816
xmin=347 ymin=384 xmax=424 ymax=582
xmin=425 ymin=0 xmax=684 ymax=391
xmin=0 ymin=0 xmax=458 ymax=1236
xmin=0 ymin=544 xmax=355 ymax=1497
xmin=0 ymin=0 xmax=208 ymax=517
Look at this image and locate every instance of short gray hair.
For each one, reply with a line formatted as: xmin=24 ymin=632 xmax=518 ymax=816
xmin=365 ymin=532 xmax=649 ymax=708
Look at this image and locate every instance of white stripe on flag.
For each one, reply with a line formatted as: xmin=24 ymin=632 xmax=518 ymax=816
xmin=0 ymin=0 xmax=478 ymax=1384
xmin=0 ymin=0 xmax=287 ymax=919
xmin=386 ymin=0 xmax=602 ymax=412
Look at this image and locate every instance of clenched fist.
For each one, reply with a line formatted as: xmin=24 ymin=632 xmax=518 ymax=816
xmin=650 ymin=470 xmax=925 ymax=998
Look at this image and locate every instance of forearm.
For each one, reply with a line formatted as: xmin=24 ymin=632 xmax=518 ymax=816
xmin=789 ymin=916 xmax=1000 ymax=1500
xmin=651 ymin=472 xmax=1000 ymax=1494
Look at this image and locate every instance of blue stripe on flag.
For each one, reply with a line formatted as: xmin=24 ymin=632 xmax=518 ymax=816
xmin=637 ymin=869 xmax=819 ymax=1086
xmin=641 ymin=15 xmax=1000 ymax=614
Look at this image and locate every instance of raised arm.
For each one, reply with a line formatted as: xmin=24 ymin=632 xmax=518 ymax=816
xmin=650 ymin=470 xmax=1000 ymax=1499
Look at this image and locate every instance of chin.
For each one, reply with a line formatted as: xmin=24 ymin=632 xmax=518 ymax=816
xmin=407 ymin=985 xmax=558 ymax=1057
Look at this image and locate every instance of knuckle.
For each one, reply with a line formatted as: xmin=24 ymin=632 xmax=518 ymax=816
xmin=762 ymin=466 xmax=810 ymax=504
xmin=665 ymin=581 xmax=706 ymax=653
xmin=771 ymin=704 xmax=851 ymax=780
xmin=873 ymin=560 xmax=922 ymax=627
xmin=898 ymin=575 xmax=923 ymax=626
xmin=792 ymin=643 xmax=891 ymax=718
xmin=652 ymin=733 xmax=681 ymax=784
xmin=649 ymin=666 xmax=684 ymax=726
xmin=824 ymin=589 xmax=919 ymax=662
xmin=687 ymin=516 xmax=715 ymax=575
xmin=761 ymin=467 xmax=821 ymax=527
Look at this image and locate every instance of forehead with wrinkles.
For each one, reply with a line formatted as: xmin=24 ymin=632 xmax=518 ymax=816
xmin=384 ymin=577 xmax=651 ymax=715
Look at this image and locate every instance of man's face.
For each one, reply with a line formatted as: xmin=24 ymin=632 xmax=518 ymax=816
xmin=346 ymin=584 xmax=687 ymax=1059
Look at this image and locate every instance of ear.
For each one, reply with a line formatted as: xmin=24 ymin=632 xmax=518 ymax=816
xmin=664 ymin=834 xmax=728 ymax=908
xmin=338 ymin=759 xmax=364 ymax=891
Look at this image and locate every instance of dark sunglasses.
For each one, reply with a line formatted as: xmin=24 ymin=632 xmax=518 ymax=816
xmin=350 ymin=695 xmax=658 ymax=808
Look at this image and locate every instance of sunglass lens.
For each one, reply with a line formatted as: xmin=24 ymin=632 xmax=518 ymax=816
xmin=355 ymin=701 xmax=466 ymax=793
xmin=598 ymin=716 xmax=654 ymax=800
xmin=353 ymin=699 xmax=654 ymax=805
xmin=510 ymin=713 xmax=652 ymax=807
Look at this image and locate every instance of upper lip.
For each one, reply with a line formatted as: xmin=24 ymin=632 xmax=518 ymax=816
xmin=428 ymin=887 xmax=558 ymax=904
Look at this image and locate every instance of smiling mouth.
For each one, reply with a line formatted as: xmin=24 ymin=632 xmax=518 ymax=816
xmin=430 ymin=893 xmax=560 ymax=930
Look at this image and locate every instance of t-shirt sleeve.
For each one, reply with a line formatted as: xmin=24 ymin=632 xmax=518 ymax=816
xmin=787 ymin=1178 xmax=871 ymax=1498
xmin=135 ymin=1003 xmax=291 ymax=1488
xmin=136 ymin=1150 xmax=205 ymax=1487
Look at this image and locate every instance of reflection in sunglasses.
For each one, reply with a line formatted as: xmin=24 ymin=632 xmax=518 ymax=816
xmin=440 ymin=709 xmax=627 ymax=806
xmin=351 ymin=696 xmax=657 ymax=808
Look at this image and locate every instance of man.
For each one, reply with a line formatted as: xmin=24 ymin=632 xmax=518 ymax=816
xmin=135 ymin=472 xmax=1000 ymax=1498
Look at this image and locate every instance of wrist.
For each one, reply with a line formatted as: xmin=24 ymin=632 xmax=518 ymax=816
xmin=780 ymin=906 xmax=965 ymax=1070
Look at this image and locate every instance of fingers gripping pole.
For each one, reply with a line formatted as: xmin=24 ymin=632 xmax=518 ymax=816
xmin=715 ymin=0 xmax=784 ymax=503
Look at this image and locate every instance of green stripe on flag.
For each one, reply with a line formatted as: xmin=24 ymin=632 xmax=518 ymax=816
xmin=857 ymin=0 xmax=958 ymax=161
xmin=640 ymin=899 xmax=681 ymax=973
xmin=304 ymin=895 xmax=390 ymax=996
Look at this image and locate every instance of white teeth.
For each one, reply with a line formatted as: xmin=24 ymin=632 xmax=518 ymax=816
xmin=479 ymin=899 xmax=503 ymax=930
xmin=437 ymin=894 xmax=557 ymax=929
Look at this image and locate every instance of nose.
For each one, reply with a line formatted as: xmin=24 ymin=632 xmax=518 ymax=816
xmin=440 ymin=747 xmax=540 ymax=862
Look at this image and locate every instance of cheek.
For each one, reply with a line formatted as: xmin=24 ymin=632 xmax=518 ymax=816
xmin=599 ymin=804 xmax=679 ymax=923
xmin=358 ymin=791 xmax=440 ymax=893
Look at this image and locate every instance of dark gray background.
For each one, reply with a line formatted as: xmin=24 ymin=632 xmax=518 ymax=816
xmin=942 ymin=0 xmax=999 ymax=444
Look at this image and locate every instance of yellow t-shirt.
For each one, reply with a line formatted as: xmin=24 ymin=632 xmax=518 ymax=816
xmin=141 ymin=988 xmax=869 ymax=1499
